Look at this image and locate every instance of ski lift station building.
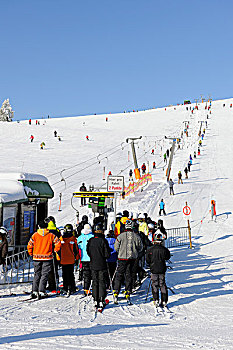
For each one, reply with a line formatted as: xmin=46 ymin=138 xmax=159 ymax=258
xmin=0 ymin=173 xmax=54 ymax=247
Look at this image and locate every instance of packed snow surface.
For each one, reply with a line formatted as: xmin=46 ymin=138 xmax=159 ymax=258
xmin=0 ymin=100 xmax=233 ymax=349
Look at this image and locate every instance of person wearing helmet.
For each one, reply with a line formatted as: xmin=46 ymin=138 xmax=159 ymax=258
xmin=105 ymin=230 xmax=118 ymax=287
xmin=27 ymin=221 xmax=61 ymax=299
xmin=76 ymin=215 xmax=89 ymax=238
xmin=77 ymin=223 xmax=93 ymax=296
xmin=45 ymin=216 xmax=61 ymax=238
xmin=148 ymin=222 xmax=156 ymax=242
xmin=153 ymin=219 xmax=167 ymax=246
xmin=114 ymin=210 xmax=129 ymax=237
xmin=146 ymin=233 xmax=171 ymax=307
xmin=80 ymin=183 xmax=87 ymax=206
xmin=113 ymin=220 xmax=143 ymax=303
xmin=87 ymin=225 xmax=110 ymax=310
xmin=45 ymin=216 xmax=61 ymax=291
xmin=59 ymin=224 xmax=79 ymax=295
xmin=131 ymin=221 xmax=151 ymax=289
xmin=0 ymin=227 xmax=8 ymax=266
xmin=138 ymin=214 xmax=149 ymax=236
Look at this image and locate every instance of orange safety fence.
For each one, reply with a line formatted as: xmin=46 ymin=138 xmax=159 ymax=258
xmin=123 ymin=173 xmax=152 ymax=198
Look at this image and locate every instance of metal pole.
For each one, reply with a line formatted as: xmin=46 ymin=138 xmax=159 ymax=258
xmin=186 ymin=201 xmax=192 ymax=249
xmin=145 ymin=278 xmax=152 ymax=302
xmin=166 ymin=139 xmax=176 ymax=181
xmin=114 ymin=192 xmax=117 ymax=224
xmin=131 ymin=141 xmax=138 ymax=169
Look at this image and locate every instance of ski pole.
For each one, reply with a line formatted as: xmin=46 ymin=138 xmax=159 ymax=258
xmin=52 ymin=256 xmax=59 ymax=291
xmin=167 ymin=286 xmax=175 ymax=294
xmin=145 ymin=278 xmax=152 ymax=302
xmin=108 ymin=265 xmax=117 ymax=291
xmin=107 ymin=264 xmax=114 ymax=294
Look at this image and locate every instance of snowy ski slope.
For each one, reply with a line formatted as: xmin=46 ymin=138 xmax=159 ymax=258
xmin=0 ymin=99 xmax=233 ymax=349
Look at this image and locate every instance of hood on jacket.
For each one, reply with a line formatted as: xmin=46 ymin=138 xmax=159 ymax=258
xmin=47 ymin=221 xmax=57 ymax=230
xmin=37 ymin=228 xmax=50 ymax=237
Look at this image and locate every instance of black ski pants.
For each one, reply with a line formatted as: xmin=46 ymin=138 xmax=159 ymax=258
xmin=131 ymin=257 xmax=146 ymax=288
xmin=151 ymin=273 xmax=168 ymax=303
xmin=82 ymin=261 xmax=92 ymax=291
xmin=33 ymin=260 xmax=53 ymax=293
xmin=81 ymin=197 xmax=86 ymax=206
xmin=114 ymin=259 xmax=135 ymax=294
xmin=159 ymin=208 xmax=166 ymax=216
xmin=91 ymin=269 xmax=107 ymax=302
xmin=62 ymin=264 xmax=76 ymax=292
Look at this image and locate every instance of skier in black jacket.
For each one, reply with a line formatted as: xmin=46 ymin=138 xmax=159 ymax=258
xmin=87 ymin=225 xmax=111 ymax=310
xmin=146 ymin=233 xmax=171 ymax=307
xmin=76 ymin=215 xmax=89 ymax=238
xmin=80 ymin=183 xmax=87 ymax=206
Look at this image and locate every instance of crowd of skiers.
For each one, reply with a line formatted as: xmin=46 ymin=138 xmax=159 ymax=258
xmin=25 ymin=211 xmax=171 ymax=310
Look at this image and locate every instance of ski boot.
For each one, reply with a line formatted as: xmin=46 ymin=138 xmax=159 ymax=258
xmin=113 ymin=291 xmax=119 ymax=304
xmin=153 ymin=299 xmax=160 ymax=308
xmin=84 ymin=289 xmax=91 ymax=297
xmin=125 ymin=291 xmax=132 ymax=305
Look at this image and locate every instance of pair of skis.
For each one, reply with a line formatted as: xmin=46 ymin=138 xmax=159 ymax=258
xmin=154 ymin=303 xmax=172 ymax=315
xmin=113 ymin=295 xmax=133 ymax=306
xmin=18 ymin=292 xmax=58 ymax=303
xmin=95 ymin=299 xmax=109 ymax=313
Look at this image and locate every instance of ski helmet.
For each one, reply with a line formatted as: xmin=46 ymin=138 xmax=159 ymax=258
xmin=122 ymin=210 xmax=129 ymax=218
xmin=93 ymin=223 xmax=103 ymax=232
xmin=0 ymin=226 xmax=7 ymax=236
xmin=44 ymin=216 xmax=56 ymax=224
xmin=125 ymin=220 xmax=133 ymax=231
xmin=138 ymin=213 xmax=145 ymax=219
xmin=64 ymin=224 xmax=73 ymax=234
xmin=82 ymin=215 xmax=88 ymax=223
xmin=154 ymin=233 xmax=163 ymax=242
xmin=148 ymin=223 xmax=155 ymax=230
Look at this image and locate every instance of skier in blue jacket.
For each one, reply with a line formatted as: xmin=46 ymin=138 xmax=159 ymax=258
xmin=106 ymin=230 xmax=118 ymax=286
xmin=159 ymin=199 xmax=166 ymax=216
xmin=77 ymin=224 xmax=93 ymax=296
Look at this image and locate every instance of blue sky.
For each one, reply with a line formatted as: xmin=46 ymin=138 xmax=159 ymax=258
xmin=1 ymin=0 xmax=233 ymax=120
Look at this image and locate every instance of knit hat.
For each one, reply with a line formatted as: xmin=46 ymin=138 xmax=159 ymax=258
xmin=125 ymin=220 xmax=133 ymax=231
xmin=82 ymin=224 xmax=92 ymax=235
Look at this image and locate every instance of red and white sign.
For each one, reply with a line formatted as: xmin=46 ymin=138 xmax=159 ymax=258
xmin=183 ymin=205 xmax=191 ymax=216
xmin=107 ymin=176 xmax=124 ymax=192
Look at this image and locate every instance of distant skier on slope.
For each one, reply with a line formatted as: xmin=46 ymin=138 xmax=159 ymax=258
xmin=178 ymin=171 xmax=183 ymax=184
xmin=80 ymin=183 xmax=87 ymax=206
xmin=159 ymin=199 xmax=166 ymax=216
xmin=168 ymin=178 xmax=175 ymax=195
xmin=141 ymin=163 xmax=146 ymax=174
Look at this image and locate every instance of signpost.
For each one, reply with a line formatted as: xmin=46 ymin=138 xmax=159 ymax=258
xmin=107 ymin=176 xmax=124 ymax=223
xmin=183 ymin=202 xmax=192 ymax=248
